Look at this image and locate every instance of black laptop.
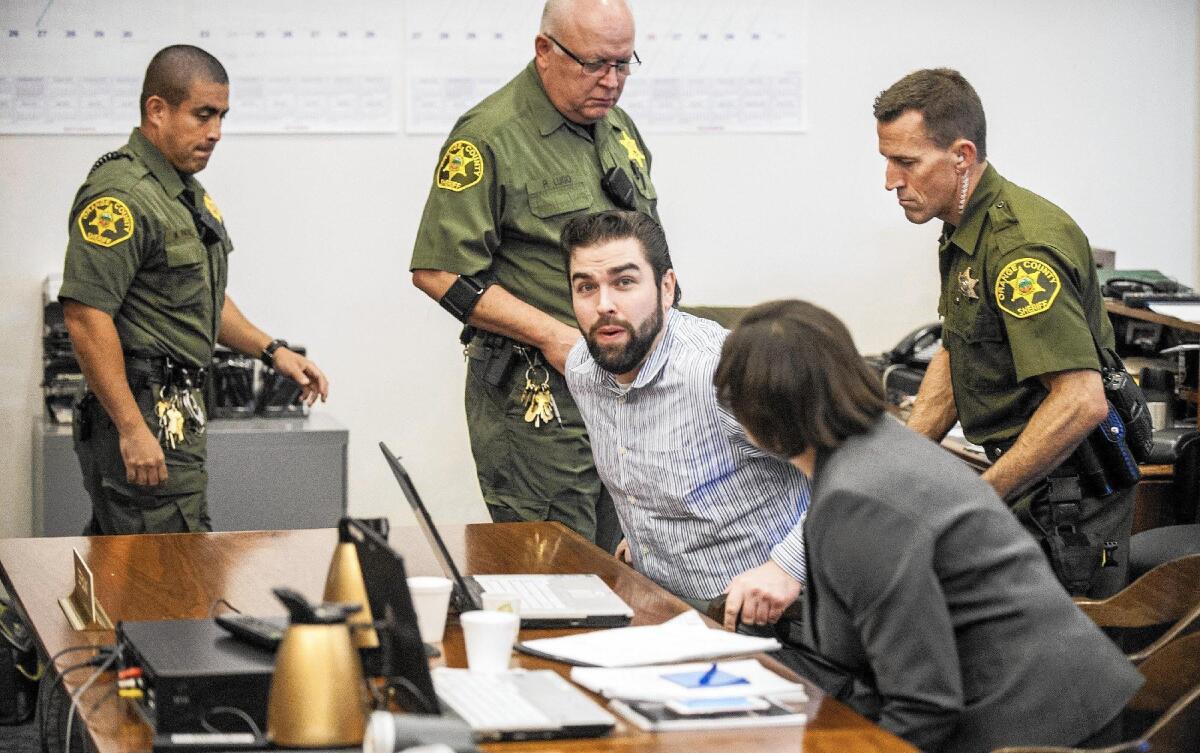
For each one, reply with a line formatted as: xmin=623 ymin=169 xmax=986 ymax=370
xmin=379 ymin=442 xmax=633 ymax=629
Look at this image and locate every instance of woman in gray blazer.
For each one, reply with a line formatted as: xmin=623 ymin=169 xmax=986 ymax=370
xmin=713 ymin=299 xmax=1142 ymax=753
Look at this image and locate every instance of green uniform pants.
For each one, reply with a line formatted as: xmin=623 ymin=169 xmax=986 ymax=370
xmin=73 ymin=379 xmax=211 ymax=535
xmin=464 ymin=336 xmax=621 ymax=552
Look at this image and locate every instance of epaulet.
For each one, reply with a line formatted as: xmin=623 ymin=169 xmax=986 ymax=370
xmin=89 ymin=151 xmax=131 ymax=175
xmin=987 ymin=199 xmax=1027 ymax=256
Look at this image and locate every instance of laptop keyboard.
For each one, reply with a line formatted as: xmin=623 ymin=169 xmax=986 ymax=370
xmin=433 ymin=669 xmax=557 ymax=731
xmin=481 ymin=577 xmax=568 ymax=611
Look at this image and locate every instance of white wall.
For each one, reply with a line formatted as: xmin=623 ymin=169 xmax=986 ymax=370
xmin=1 ymin=0 xmax=1197 ymax=539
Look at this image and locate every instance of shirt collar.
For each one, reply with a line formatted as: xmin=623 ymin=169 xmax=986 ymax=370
xmin=127 ymin=128 xmax=189 ymax=200
xmin=580 ymin=307 xmax=679 ymax=394
xmin=940 ymin=162 xmax=1002 ymax=257
xmin=628 ymin=307 xmax=678 ymax=390
xmin=521 ymin=60 xmax=618 ymax=139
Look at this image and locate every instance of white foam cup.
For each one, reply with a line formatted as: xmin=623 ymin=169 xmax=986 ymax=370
xmin=406 ymin=576 xmax=453 ymax=643
xmin=460 ymin=609 xmax=520 ymax=673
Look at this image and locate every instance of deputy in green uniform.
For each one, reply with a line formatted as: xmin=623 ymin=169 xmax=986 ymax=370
xmin=875 ymin=68 xmax=1133 ymax=597
xmin=410 ymin=0 xmax=658 ymax=550
xmin=61 ymin=45 xmax=329 ymax=535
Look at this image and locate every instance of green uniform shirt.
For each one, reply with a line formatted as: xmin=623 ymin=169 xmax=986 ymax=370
xmin=938 ymin=164 xmax=1114 ymax=446
xmin=60 ymin=128 xmax=232 ymax=368
xmin=410 ymin=61 xmax=659 ymax=325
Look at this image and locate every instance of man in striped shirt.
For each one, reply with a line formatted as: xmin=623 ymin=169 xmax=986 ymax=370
xmin=561 ymin=210 xmax=811 ymax=627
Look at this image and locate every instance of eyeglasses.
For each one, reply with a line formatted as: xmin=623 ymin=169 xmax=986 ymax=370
xmin=545 ymin=34 xmax=641 ymax=77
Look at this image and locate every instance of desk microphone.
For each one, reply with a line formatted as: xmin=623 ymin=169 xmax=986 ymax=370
xmin=362 ymin=711 xmax=477 ymax=753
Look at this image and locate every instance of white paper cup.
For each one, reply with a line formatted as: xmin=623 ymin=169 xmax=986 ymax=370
xmin=407 ymin=576 xmax=453 ymax=643
xmin=460 ymin=610 xmax=519 ymax=673
xmin=1148 ymin=401 xmax=1169 ymax=431
xmin=480 ymin=592 xmax=522 ymax=617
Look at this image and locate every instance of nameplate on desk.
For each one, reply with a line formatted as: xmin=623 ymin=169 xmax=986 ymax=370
xmin=58 ymin=548 xmax=113 ymax=630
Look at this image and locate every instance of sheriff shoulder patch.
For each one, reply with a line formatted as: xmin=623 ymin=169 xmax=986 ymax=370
xmin=995 ymin=257 xmax=1061 ymax=319
xmin=436 ymin=140 xmax=484 ymax=192
xmin=203 ymin=193 xmax=223 ymax=224
xmin=78 ymin=196 xmax=134 ymax=247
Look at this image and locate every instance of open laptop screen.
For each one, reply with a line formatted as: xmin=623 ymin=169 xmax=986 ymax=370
xmin=344 ymin=516 xmax=440 ymax=714
xmin=378 ymin=442 xmax=478 ymax=609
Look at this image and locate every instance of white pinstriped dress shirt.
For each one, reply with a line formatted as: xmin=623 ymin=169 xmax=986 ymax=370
xmin=566 ymin=309 xmax=810 ymax=600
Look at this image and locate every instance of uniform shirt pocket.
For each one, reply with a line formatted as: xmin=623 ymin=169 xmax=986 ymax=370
xmin=527 ymin=180 xmax=593 ymax=218
xmin=165 ymin=235 xmax=206 ymax=267
xmin=161 ymin=234 xmax=208 ymax=306
xmin=961 ymin=303 xmax=1016 ymax=391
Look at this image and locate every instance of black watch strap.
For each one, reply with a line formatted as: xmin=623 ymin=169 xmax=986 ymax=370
xmin=261 ymin=338 xmax=289 ymax=367
xmin=439 ymin=275 xmax=488 ymax=323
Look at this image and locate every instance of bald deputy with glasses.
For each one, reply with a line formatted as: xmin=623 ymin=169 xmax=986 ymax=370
xmin=411 ymin=0 xmax=658 ymax=550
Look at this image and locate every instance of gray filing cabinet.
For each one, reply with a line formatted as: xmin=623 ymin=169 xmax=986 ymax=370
xmin=33 ymin=413 xmax=348 ymax=536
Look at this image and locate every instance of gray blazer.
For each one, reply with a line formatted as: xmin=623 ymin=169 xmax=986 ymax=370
xmin=799 ymin=414 xmax=1142 ymax=753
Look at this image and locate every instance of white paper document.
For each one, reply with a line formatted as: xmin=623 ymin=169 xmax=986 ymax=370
xmin=570 ymin=659 xmax=807 ymax=702
xmin=518 ymin=610 xmax=780 ymax=667
xmin=1147 ymin=302 xmax=1200 ymax=324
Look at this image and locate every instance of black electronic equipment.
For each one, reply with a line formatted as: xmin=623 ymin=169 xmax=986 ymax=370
xmin=116 ymin=619 xmax=275 ymax=749
xmin=1120 ymin=291 xmax=1200 ymax=308
xmin=864 ymin=322 xmax=943 ymax=405
xmin=209 ymin=346 xmax=257 ymax=418
xmin=212 ymin=614 xmax=286 ymax=652
xmin=1098 ymin=268 xmax=1191 ymax=298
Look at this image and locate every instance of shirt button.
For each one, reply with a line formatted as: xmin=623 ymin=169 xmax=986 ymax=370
xmin=617 ymin=396 xmax=626 ymax=404
xmin=619 ymin=447 xmax=628 ymax=455
xmin=995 ymin=201 xmax=1006 ymax=208
xmin=641 ymin=545 xmax=650 ymax=555
xmin=628 ymin=495 xmax=638 ymax=505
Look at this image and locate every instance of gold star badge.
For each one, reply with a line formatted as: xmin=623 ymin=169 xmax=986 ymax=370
xmin=958 ymin=266 xmax=979 ymax=300
xmin=203 ymin=193 xmax=223 ymax=224
xmin=618 ymin=131 xmax=646 ymax=172
xmin=995 ymin=257 xmax=1061 ymax=319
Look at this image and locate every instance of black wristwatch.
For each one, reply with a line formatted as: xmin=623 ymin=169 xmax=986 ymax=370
xmin=261 ymin=338 xmax=289 ymax=368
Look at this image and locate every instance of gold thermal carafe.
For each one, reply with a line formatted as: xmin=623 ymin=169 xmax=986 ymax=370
xmin=323 ymin=519 xmax=379 ymax=649
xmin=267 ymin=588 xmax=368 ymax=749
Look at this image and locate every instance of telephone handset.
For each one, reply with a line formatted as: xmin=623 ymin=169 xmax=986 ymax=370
xmin=887 ymin=322 xmax=943 ymax=368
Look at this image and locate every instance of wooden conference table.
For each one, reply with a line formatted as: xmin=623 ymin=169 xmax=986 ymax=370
xmin=0 ymin=522 xmax=916 ymax=753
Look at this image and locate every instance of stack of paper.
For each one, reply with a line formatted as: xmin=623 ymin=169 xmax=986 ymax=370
xmin=517 ymin=610 xmax=780 ymax=667
xmin=570 ymin=659 xmax=808 ymax=702
xmin=570 ymin=658 xmax=809 ymax=732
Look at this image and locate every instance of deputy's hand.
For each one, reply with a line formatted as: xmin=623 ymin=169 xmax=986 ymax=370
xmin=120 ymin=424 xmax=168 ymax=486
xmin=273 ymin=348 xmax=330 ymax=405
xmin=722 ymin=559 xmax=802 ymax=631
xmin=614 ymin=538 xmax=632 ymax=564
xmin=541 ymin=324 xmax=583 ymax=375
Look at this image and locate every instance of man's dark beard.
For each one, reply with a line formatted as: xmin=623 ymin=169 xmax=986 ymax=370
xmin=586 ymin=297 xmax=664 ymax=376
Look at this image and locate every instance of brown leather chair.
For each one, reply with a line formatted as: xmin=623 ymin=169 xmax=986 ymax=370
xmin=1075 ymin=553 xmax=1200 ymax=662
xmin=990 ymin=632 xmax=1200 ymax=753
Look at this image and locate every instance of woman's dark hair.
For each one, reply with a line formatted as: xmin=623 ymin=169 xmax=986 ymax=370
xmin=714 ymin=299 xmax=887 ymax=457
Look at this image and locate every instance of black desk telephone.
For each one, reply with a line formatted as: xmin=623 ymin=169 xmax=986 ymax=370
xmin=1098 ymin=269 xmax=1200 ymax=308
xmin=887 ymin=322 xmax=943 ymax=368
xmin=864 ymin=323 xmax=943 ymax=402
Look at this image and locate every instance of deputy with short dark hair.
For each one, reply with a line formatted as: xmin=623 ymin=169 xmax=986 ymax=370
xmin=61 ymin=45 xmax=328 ymax=535
xmin=875 ymin=68 xmax=1133 ymax=597
xmin=410 ymin=0 xmax=657 ymax=549
xmin=714 ymin=299 xmax=1142 ymax=753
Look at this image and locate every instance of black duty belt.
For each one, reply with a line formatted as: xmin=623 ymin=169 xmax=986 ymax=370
xmin=124 ymin=354 xmax=208 ymax=390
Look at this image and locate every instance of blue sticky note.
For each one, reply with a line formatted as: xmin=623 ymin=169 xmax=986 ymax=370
xmin=661 ymin=667 xmax=749 ymax=689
